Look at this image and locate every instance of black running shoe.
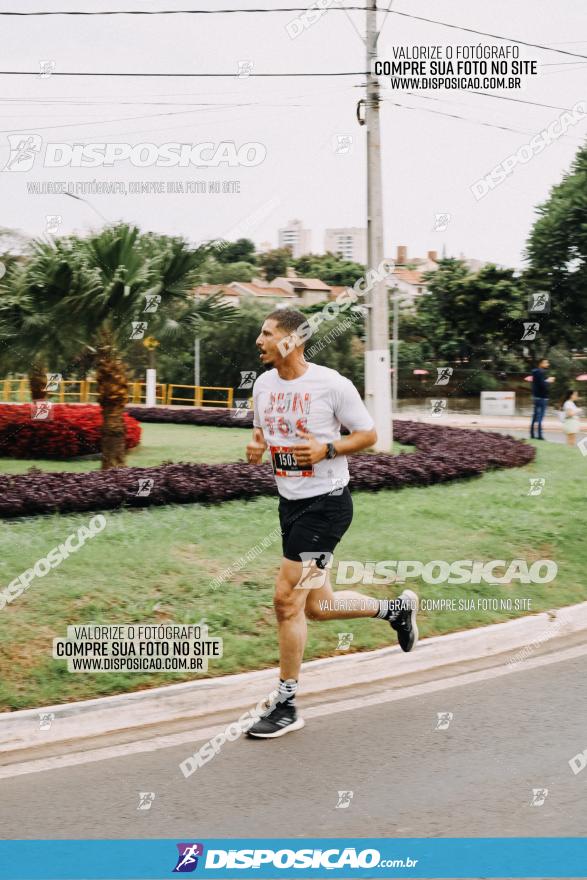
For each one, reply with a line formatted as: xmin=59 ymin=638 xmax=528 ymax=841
xmin=390 ymin=589 xmax=419 ymax=652
xmin=247 ymin=698 xmax=305 ymax=739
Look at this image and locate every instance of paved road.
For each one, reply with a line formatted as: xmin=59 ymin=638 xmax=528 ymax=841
xmin=2 ymin=648 xmax=585 ymax=841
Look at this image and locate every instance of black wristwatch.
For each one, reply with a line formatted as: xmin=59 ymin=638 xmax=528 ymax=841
xmin=325 ymin=442 xmax=337 ymax=460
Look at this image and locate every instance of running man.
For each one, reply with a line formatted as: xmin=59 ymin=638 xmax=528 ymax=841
xmin=245 ymin=308 xmax=418 ymax=738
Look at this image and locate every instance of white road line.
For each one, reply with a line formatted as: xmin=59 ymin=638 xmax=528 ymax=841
xmin=1 ymin=643 xmax=585 ymax=780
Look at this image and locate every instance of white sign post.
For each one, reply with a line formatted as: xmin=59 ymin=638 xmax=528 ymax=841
xmin=480 ymin=391 xmax=516 ymax=416
xmin=146 ymin=368 xmax=157 ymax=407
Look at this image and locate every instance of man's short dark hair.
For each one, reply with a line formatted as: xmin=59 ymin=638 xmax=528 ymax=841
xmin=265 ymin=308 xmax=308 ymax=343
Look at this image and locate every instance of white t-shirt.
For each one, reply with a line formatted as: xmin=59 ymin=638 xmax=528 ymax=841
xmin=562 ymin=400 xmax=580 ymax=418
xmin=253 ymin=363 xmax=374 ymax=500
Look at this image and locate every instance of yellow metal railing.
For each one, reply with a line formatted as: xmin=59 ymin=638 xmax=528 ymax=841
xmin=0 ymin=378 xmax=235 ymax=408
xmin=0 ymin=378 xmax=28 ymax=402
xmin=166 ymin=385 xmax=233 ymax=408
xmin=54 ymin=380 xmax=86 ymax=403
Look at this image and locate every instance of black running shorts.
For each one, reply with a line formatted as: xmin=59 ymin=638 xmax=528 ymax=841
xmin=278 ymin=487 xmax=354 ymax=563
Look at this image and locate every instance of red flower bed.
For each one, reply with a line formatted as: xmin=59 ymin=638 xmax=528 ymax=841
xmin=0 ymin=404 xmax=141 ymax=459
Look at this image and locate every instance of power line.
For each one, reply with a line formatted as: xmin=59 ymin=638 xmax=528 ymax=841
xmin=384 ymin=9 xmax=587 ymax=60
xmin=407 ymin=90 xmax=580 ymax=113
xmin=0 ymin=6 xmax=371 ymax=13
xmin=0 ymin=81 xmax=356 ymax=106
xmin=1 ymin=4 xmax=584 ymax=60
xmin=0 ymin=104 xmax=269 ymax=134
xmin=0 ymin=70 xmax=367 ymax=78
xmin=383 ymin=97 xmax=586 ymax=140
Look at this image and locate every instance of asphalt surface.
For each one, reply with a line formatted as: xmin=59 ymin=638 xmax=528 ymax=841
xmin=2 ymin=649 xmax=585 ymax=841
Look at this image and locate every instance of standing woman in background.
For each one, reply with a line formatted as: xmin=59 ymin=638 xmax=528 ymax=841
xmin=560 ymin=390 xmax=582 ymax=447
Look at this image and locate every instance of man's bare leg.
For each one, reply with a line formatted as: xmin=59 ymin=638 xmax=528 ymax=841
xmin=247 ymin=560 xmax=417 ymax=738
xmin=274 ymin=557 xmax=311 ymax=681
xmin=246 ymin=557 xmax=311 ymax=738
xmin=275 ymin=558 xmax=385 ymax=679
xmin=304 ymin=570 xmax=419 ymax=653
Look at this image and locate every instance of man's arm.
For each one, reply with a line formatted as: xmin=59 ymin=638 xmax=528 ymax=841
xmin=292 ymin=428 xmax=377 ymax=466
xmin=332 ymin=428 xmax=377 ymax=456
xmin=246 ymin=427 xmax=267 ymax=464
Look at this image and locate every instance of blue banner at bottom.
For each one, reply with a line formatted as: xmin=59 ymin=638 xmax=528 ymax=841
xmin=0 ymin=838 xmax=586 ymax=879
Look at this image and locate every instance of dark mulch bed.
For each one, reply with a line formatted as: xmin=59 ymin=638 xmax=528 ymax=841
xmin=126 ymin=405 xmax=252 ymax=428
xmin=0 ymin=421 xmax=534 ymax=518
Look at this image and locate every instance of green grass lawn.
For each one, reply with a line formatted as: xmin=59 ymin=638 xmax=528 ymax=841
xmin=0 ymin=423 xmax=252 ymax=473
xmin=0 ymin=424 xmax=583 ymax=711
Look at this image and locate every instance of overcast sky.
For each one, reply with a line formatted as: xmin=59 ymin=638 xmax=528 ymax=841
xmin=0 ymin=0 xmax=585 ymax=268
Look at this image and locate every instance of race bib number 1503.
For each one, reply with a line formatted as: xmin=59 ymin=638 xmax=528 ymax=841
xmin=270 ymin=445 xmax=314 ymax=478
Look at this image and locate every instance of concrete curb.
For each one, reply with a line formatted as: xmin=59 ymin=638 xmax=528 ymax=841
xmin=2 ymin=602 xmax=587 ymax=758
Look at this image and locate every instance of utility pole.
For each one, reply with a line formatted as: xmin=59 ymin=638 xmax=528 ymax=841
xmin=365 ymin=0 xmax=392 ymax=449
xmin=392 ymin=287 xmax=399 ymax=407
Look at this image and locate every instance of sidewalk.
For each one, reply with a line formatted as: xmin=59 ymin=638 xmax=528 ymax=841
xmin=398 ymin=409 xmax=587 ymax=434
xmin=2 ymin=602 xmax=586 ymax=763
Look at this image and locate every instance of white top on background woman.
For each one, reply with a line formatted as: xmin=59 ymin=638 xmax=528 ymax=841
xmin=560 ymin=390 xmax=581 ymax=441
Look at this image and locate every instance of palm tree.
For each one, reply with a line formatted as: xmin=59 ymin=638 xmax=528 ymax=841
xmin=0 ymin=260 xmax=79 ymax=400
xmin=2 ymin=224 xmax=234 ymax=468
